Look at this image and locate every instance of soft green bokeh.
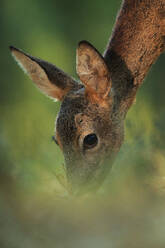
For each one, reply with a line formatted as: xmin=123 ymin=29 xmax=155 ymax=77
xmin=0 ymin=0 xmax=165 ymax=247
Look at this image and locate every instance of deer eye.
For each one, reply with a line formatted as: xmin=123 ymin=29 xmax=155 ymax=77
xmin=83 ymin=133 xmax=98 ymax=150
xmin=52 ymin=135 xmax=59 ymax=146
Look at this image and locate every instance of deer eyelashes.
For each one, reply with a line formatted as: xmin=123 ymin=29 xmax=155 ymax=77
xmin=83 ymin=133 xmax=98 ymax=150
xmin=75 ymin=113 xmax=99 ymax=151
xmin=78 ymin=132 xmax=99 ymax=152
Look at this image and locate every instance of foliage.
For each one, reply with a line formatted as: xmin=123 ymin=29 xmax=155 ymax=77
xmin=0 ymin=0 xmax=165 ymax=247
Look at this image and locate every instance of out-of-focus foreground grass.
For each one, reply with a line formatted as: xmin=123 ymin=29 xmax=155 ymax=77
xmin=0 ymin=0 xmax=165 ymax=247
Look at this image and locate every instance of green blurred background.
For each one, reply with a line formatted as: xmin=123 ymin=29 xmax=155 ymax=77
xmin=1 ymin=0 xmax=165 ymax=247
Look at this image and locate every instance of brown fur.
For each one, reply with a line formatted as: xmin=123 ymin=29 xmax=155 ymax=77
xmin=10 ymin=46 xmax=78 ymax=100
xmin=10 ymin=0 xmax=165 ymax=192
xmin=77 ymin=41 xmax=112 ymax=100
xmin=104 ymin=0 xmax=165 ymax=113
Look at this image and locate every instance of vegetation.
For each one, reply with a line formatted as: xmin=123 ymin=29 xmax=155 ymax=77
xmin=0 ymin=0 xmax=165 ymax=247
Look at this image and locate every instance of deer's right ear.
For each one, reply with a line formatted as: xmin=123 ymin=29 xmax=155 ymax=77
xmin=76 ymin=41 xmax=112 ymax=103
xmin=10 ymin=46 xmax=77 ymax=101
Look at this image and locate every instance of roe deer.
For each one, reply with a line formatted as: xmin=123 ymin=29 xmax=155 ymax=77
xmin=10 ymin=0 xmax=165 ymax=192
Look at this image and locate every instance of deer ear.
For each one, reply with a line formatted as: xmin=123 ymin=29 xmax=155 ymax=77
xmin=10 ymin=46 xmax=77 ymax=101
xmin=76 ymin=41 xmax=112 ymax=101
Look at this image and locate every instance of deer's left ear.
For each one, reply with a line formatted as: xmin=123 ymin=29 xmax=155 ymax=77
xmin=10 ymin=46 xmax=77 ymax=101
xmin=76 ymin=41 xmax=112 ymax=101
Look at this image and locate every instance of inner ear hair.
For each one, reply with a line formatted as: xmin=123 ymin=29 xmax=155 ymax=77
xmin=10 ymin=46 xmax=78 ymax=101
xmin=76 ymin=41 xmax=112 ymax=101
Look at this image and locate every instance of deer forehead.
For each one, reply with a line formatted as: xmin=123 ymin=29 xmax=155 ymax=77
xmin=55 ymin=92 xmax=113 ymax=149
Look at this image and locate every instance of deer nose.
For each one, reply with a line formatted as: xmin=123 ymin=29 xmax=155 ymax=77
xmin=64 ymin=157 xmax=102 ymax=194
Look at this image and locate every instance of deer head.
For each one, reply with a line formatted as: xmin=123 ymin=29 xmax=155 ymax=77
xmin=10 ymin=0 xmax=165 ymax=192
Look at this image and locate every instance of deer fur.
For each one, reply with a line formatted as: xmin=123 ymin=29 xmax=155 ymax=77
xmin=10 ymin=0 xmax=165 ymax=192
